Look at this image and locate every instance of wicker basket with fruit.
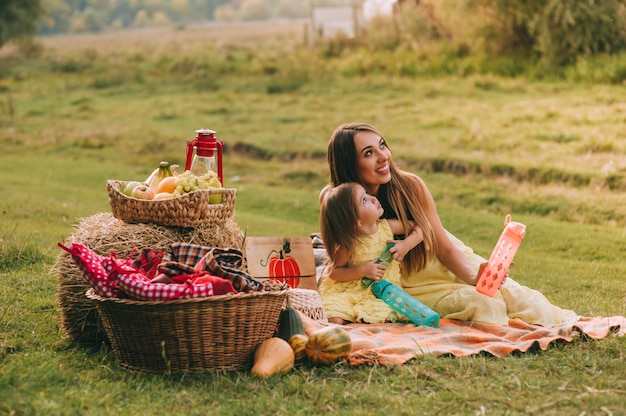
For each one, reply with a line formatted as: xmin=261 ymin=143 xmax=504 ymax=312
xmin=107 ymin=171 xmax=236 ymax=227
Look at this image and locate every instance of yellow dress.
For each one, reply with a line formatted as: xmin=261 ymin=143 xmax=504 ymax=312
xmin=401 ymin=230 xmax=579 ymax=327
xmin=319 ymin=220 xmax=404 ymax=323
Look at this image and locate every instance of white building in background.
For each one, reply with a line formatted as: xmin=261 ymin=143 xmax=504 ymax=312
xmin=310 ymin=0 xmax=396 ymax=39
xmin=362 ymin=0 xmax=395 ymax=20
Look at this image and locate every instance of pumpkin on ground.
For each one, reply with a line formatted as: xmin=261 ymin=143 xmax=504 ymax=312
xmin=251 ymin=337 xmax=295 ymax=378
xmin=305 ymin=325 xmax=352 ymax=366
xmin=288 ymin=333 xmax=309 ymax=363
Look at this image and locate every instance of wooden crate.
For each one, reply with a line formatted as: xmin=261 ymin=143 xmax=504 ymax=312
xmin=245 ymin=237 xmax=318 ymax=290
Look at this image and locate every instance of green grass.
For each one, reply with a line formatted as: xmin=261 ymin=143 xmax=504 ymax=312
xmin=1 ymin=23 xmax=626 ymax=415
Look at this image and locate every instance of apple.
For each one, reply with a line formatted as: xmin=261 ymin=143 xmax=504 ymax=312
xmin=123 ymin=181 xmax=143 ymax=196
xmin=208 ymin=193 xmax=223 ymax=204
xmin=132 ymin=185 xmax=155 ymax=200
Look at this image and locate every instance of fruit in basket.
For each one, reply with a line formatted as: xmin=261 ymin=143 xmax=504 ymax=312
xmin=156 ymin=176 xmax=177 ymax=194
xmin=131 ymin=185 xmax=155 ymax=200
xmin=173 ymin=170 xmax=224 ymax=204
xmin=123 ymin=181 xmax=143 ymax=196
xmin=305 ymin=326 xmax=352 ymax=366
xmin=208 ymin=192 xmax=223 ymax=204
xmin=154 ymin=192 xmax=173 ymax=200
xmin=251 ymin=337 xmax=295 ymax=378
xmin=147 ymin=161 xmax=176 ymax=194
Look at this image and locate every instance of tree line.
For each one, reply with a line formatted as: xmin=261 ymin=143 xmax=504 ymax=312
xmin=2 ymin=0 xmax=626 ymax=70
xmin=39 ymin=0 xmax=308 ymax=34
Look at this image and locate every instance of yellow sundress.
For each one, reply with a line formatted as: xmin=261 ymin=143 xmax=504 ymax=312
xmin=401 ymin=230 xmax=579 ymax=327
xmin=319 ymin=219 xmax=404 ymax=323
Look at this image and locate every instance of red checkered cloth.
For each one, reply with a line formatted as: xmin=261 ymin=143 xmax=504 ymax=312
xmin=113 ymin=260 xmax=217 ymax=301
xmin=159 ymin=242 xmax=264 ymax=293
xmin=58 ymin=242 xmax=242 ymax=301
xmin=131 ymin=247 xmax=164 ymax=280
xmin=58 ymin=242 xmax=120 ymax=298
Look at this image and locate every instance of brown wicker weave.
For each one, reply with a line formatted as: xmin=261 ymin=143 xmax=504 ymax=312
xmin=286 ymin=288 xmax=328 ymax=324
xmin=87 ymin=288 xmax=288 ymax=373
xmin=107 ymin=180 xmax=236 ymax=227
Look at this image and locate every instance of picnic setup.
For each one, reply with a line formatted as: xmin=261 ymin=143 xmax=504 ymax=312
xmin=54 ymin=128 xmax=626 ymax=377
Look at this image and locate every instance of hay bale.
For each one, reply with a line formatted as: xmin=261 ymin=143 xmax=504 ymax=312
xmin=53 ymin=212 xmax=245 ymax=345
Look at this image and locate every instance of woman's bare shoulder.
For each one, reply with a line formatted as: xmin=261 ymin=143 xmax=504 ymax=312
xmin=320 ymin=183 xmax=332 ymax=204
xmin=399 ymin=170 xmax=428 ymax=189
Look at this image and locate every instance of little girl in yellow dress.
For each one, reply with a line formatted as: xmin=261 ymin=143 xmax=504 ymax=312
xmin=318 ymin=182 xmax=424 ymax=324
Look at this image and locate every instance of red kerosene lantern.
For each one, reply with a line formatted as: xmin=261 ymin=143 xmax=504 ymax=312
xmin=185 ymin=129 xmax=224 ymax=184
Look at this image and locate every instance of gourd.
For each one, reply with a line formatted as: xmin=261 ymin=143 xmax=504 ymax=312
xmin=288 ymin=334 xmax=309 ymax=363
xmin=251 ymin=337 xmax=295 ymax=378
xmin=305 ymin=326 xmax=352 ymax=366
xmin=276 ymin=297 xmax=306 ymax=342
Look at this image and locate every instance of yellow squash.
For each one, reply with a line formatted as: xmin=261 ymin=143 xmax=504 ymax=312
xmin=250 ymin=337 xmax=295 ymax=378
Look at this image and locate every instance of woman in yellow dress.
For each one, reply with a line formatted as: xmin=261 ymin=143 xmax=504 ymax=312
xmin=321 ymin=122 xmax=578 ymax=327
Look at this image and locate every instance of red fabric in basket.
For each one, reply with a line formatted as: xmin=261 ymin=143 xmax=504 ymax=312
xmin=58 ymin=241 xmax=243 ymax=301
xmin=113 ymin=261 xmax=216 ymax=301
xmin=57 ymin=242 xmax=119 ymax=298
xmin=130 ymin=247 xmax=164 ymax=280
xmin=159 ymin=242 xmax=263 ymax=292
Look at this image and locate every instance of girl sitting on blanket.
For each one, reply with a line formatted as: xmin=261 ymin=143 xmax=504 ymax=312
xmin=321 ymin=122 xmax=579 ymax=327
xmin=319 ymin=182 xmax=425 ymax=324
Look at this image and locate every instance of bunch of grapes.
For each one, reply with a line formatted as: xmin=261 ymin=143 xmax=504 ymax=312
xmin=173 ymin=171 xmax=222 ymax=197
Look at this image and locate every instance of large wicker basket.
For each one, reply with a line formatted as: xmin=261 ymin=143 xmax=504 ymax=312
xmin=87 ymin=288 xmax=288 ymax=373
xmin=107 ymin=179 xmax=236 ymax=227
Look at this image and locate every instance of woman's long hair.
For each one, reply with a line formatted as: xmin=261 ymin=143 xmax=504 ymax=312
xmin=319 ymin=183 xmax=364 ymax=267
xmin=326 ymin=122 xmax=437 ymax=272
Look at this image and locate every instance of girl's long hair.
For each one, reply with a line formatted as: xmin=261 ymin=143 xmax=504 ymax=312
xmin=327 ymin=122 xmax=437 ymax=272
xmin=319 ymin=183 xmax=364 ymax=267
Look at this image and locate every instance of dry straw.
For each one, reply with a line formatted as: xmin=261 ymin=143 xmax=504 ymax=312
xmin=53 ymin=212 xmax=246 ymax=345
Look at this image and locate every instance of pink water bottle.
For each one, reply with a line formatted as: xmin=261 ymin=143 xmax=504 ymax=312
xmin=476 ymin=214 xmax=526 ymax=297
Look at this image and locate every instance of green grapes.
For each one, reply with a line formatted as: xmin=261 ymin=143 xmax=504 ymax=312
xmin=173 ymin=170 xmax=222 ymax=197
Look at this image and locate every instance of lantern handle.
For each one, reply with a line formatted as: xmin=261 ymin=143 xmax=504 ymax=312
xmin=216 ymin=138 xmax=223 ymax=184
xmin=185 ymin=138 xmax=198 ymax=171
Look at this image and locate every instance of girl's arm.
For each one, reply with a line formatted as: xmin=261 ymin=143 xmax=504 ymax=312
xmin=387 ymin=220 xmax=424 ymax=262
xmin=410 ymin=175 xmax=478 ymax=285
xmin=327 ymin=246 xmax=388 ymax=283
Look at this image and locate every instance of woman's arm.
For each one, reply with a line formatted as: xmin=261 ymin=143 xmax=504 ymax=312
xmin=411 ymin=175 xmax=478 ymax=285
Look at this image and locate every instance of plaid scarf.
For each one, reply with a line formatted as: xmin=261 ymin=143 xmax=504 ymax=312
xmin=159 ymin=242 xmax=263 ymax=293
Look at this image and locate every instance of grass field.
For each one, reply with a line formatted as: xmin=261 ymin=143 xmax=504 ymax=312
xmin=1 ymin=21 xmax=626 ymax=415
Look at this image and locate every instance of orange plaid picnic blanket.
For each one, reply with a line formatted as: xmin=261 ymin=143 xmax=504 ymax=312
xmin=299 ymin=313 xmax=626 ymax=366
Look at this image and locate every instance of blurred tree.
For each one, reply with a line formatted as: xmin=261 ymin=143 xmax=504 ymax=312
xmin=470 ymin=0 xmax=626 ymax=65
xmin=39 ymin=0 xmax=72 ymax=35
xmin=0 ymin=0 xmax=43 ymax=48
xmin=239 ymin=0 xmax=273 ymax=21
xmin=276 ymin=0 xmax=309 ymax=18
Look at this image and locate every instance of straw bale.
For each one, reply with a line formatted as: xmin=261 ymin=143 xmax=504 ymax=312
xmin=54 ymin=212 xmax=245 ymax=345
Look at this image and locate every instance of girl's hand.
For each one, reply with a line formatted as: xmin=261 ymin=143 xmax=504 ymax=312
xmin=361 ymin=259 xmax=387 ymax=281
